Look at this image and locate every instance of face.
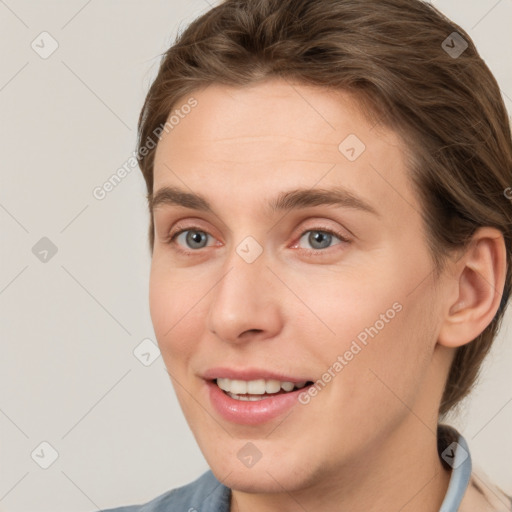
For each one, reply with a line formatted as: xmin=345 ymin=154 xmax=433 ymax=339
xmin=149 ymin=79 xmax=450 ymax=493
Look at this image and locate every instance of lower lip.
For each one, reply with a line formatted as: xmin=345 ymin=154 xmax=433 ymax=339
xmin=206 ymin=380 xmax=310 ymax=425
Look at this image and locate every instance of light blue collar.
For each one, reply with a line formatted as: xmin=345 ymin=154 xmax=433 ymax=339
xmin=438 ymin=425 xmax=472 ymax=511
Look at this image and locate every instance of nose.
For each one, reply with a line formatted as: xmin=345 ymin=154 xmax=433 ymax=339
xmin=206 ymin=246 xmax=284 ymax=344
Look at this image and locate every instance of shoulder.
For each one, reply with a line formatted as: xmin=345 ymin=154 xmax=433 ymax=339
xmin=100 ymin=470 xmax=231 ymax=512
xmin=460 ymin=466 xmax=512 ymax=512
xmin=438 ymin=424 xmax=511 ymax=512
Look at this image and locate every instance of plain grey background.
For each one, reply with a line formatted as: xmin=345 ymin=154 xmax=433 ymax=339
xmin=0 ymin=1 xmax=511 ymax=510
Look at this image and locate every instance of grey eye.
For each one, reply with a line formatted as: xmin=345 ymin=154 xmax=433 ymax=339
xmin=309 ymin=231 xmax=332 ymax=249
xmin=178 ymin=230 xmax=210 ymax=249
xmin=299 ymin=230 xmax=337 ymax=250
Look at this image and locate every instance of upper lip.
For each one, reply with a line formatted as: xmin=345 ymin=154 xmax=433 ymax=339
xmin=202 ymin=367 xmax=313 ymax=383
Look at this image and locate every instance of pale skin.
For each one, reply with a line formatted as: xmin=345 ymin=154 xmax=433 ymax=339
xmin=148 ymin=78 xmax=506 ymax=512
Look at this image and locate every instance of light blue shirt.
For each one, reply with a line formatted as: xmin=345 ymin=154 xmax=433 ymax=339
xmin=101 ymin=425 xmax=472 ymax=512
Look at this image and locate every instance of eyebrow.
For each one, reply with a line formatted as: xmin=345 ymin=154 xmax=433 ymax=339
xmin=150 ymin=185 xmax=380 ymax=217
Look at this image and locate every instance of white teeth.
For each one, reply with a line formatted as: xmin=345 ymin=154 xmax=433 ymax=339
xmin=230 ymin=379 xmax=247 ymax=395
xmin=247 ymin=379 xmax=266 ymax=394
xmin=265 ymin=379 xmax=281 ymax=394
xmin=216 ymin=378 xmax=308 ymax=395
xmin=216 ymin=378 xmax=231 ymax=392
xmin=280 ymin=381 xmax=295 ymax=392
xmin=227 ymin=392 xmax=266 ymax=401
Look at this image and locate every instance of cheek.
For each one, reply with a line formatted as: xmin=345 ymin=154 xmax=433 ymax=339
xmin=334 ymin=288 xmax=436 ymax=424
xmin=301 ymin=263 xmax=434 ymax=396
xmin=148 ymin=261 xmax=206 ymax=365
xmin=289 ymin=268 xmax=401 ymax=355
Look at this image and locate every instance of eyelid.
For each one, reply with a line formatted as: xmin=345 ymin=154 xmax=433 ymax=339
xmin=166 ymin=222 xmax=219 ymax=248
xmin=167 ymin=219 xmax=218 ymax=241
xmin=290 ymin=225 xmax=351 ymax=254
xmin=291 ymin=219 xmax=351 ymax=241
xmin=165 ymin=221 xmax=351 ymax=257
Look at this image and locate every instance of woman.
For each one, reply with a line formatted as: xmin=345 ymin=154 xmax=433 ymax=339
xmin=103 ymin=0 xmax=512 ymax=510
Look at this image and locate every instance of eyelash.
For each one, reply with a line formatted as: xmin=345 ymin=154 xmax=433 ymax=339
xmin=163 ymin=224 xmax=350 ymax=256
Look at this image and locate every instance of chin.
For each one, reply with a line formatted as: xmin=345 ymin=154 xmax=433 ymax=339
xmin=207 ymin=453 xmax=315 ymax=494
xmin=216 ymin=466 xmax=297 ymax=494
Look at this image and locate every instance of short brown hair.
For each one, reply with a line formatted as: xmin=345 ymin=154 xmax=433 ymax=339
xmin=136 ymin=0 xmax=512 ymax=415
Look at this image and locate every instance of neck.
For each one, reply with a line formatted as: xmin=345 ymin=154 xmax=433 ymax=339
xmin=230 ymin=418 xmax=452 ymax=512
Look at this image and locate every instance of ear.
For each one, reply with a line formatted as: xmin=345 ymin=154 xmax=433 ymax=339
xmin=438 ymin=227 xmax=507 ymax=348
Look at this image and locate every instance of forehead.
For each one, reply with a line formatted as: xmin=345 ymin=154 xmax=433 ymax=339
xmin=156 ymin=80 xmax=385 ymax=161
xmin=152 ymin=79 xmax=421 ymax=224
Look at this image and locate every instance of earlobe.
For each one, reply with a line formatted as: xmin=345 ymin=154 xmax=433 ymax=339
xmin=438 ymin=227 xmax=507 ymax=349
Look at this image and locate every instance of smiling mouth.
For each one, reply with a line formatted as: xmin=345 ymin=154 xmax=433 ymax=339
xmin=213 ymin=378 xmax=314 ymax=401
